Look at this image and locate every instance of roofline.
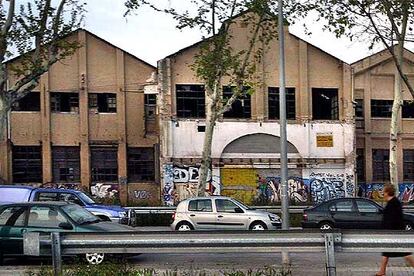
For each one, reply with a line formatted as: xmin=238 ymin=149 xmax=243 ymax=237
xmin=351 ymin=45 xmax=414 ymax=66
xmin=6 ymin=28 xmax=156 ymax=70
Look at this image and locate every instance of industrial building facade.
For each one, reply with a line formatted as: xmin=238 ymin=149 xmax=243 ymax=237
xmin=0 ymin=30 xmax=160 ymax=206
xmin=158 ymin=15 xmax=356 ymax=206
xmin=353 ymin=49 xmax=414 ymax=203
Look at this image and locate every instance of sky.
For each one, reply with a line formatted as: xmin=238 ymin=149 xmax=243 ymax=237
xmin=85 ymin=0 xmax=413 ymax=67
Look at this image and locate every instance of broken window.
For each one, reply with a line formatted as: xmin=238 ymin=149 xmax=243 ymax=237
xmin=356 ymin=149 xmax=365 ymax=183
xmin=127 ymin=147 xmax=155 ymax=182
xmin=403 ymin=149 xmax=414 ymax=181
xmin=52 ymin=146 xmax=80 ymax=182
xmin=312 ymin=88 xmax=339 ymax=120
xmin=88 ymin=93 xmax=117 ymax=113
xmin=402 ymin=101 xmax=414 ymax=118
xmin=355 ymin=99 xmax=364 ymax=118
xmin=176 ymin=85 xmax=205 ymax=118
xmin=268 ymin=87 xmax=296 ymax=120
xmin=11 ymin=92 xmax=41 ymax=111
xmin=145 ymin=94 xmax=157 ymax=120
xmin=222 ymin=86 xmax=251 ymax=119
xmin=90 ymin=147 xmax=118 ymax=182
xmin=50 ymin=92 xmax=79 ymax=113
xmin=371 ymin=100 xmax=393 ymax=118
xmin=372 ymin=149 xmax=389 ymax=181
xmin=12 ymin=146 xmax=42 ymax=183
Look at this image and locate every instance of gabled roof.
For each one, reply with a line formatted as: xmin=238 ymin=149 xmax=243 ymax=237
xmin=6 ymin=28 xmax=156 ymax=70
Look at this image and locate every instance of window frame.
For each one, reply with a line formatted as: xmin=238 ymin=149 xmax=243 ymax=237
xmin=371 ymin=100 xmax=393 ymax=118
xmin=176 ymin=84 xmax=206 ymax=118
xmin=188 ymin=199 xmax=213 ymax=212
xmin=90 ymin=147 xmax=118 ymax=183
xmin=268 ymin=87 xmax=296 ymax=120
xmin=403 ymin=149 xmax=414 ymax=181
xmin=52 ymin=146 xmax=81 ymax=183
xmin=312 ymin=88 xmax=339 ymax=120
xmin=127 ymin=147 xmax=155 ymax=182
xmin=12 ymin=146 xmax=43 ymax=183
xmin=372 ymin=149 xmax=390 ymax=182
xmin=50 ymin=92 xmax=79 ymax=113
xmin=222 ymin=86 xmax=252 ymax=119
xmin=88 ymin=93 xmax=117 ymax=113
xmin=11 ymin=92 xmax=41 ymax=112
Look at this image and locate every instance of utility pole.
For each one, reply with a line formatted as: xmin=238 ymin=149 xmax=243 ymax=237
xmin=278 ymin=0 xmax=290 ymax=266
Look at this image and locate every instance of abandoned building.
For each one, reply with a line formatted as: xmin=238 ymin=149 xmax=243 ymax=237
xmin=158 ymin=13 xmax=356 ymax=206
xmin=353 ymin=49 xmax=414 ymax=204
xmin=0 ymin=29 xmax=160 ymax=206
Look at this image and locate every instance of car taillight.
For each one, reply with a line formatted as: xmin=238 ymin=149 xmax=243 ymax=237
xmin=172 ymin=212 xmax=175 ymax=221
xmin=303 ymin=213 xmax=308 ymax=221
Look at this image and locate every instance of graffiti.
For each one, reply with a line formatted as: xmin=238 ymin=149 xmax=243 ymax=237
xmin=173 ymin=166 xmax=211 ymax=183
xmin=41 ymin=182 xmax=81 ymax=190
xmin=309 ymin=172 xmax=353 ymax=203
xmin=163 ymin=164 xmax=175 ymax=206
xmin=90 ymin=183 xmax=119 ymax=198
xmin=255 ymin=176 xmax=310 ymax=204
xmin=358 ymin=183 xmax=384 ymax=202
xmin=399 ymin=183 xmax=414 ymax=203
xmin=134 ymin=190 xmax=152 ymax=200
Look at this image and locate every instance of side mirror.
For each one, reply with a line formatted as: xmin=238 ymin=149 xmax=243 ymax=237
xmin=234 ymin=207 xmax=244 ymax=213
xmin=58 ymin=222 xmax=73 ymax=230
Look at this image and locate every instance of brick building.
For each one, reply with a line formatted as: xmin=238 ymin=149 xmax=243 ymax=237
xmin=158 ymin=14 xmax=356 ymax=206
xmin=353 ymin=48 xmax=414 ymax=203
xmin=0 ymin=29 xmax=160 ymax=206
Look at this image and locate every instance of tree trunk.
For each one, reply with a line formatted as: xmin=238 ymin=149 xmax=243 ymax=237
xmin=0 ymin=93 xmax=8 ymax=141
xmin=389 ymin=43 xmax=404 ymax=194
xmin=198 ymin=95 xmax=216 ymax=196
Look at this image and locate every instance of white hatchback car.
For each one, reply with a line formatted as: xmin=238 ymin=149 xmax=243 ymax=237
xmin=171 ymin=196 xmax=282 ymax=231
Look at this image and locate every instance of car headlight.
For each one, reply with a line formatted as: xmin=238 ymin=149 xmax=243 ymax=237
xmin=268 ymin=214 xmax=281 ymax=222
xmin=119 ymin=211 xmax=127 ymax=218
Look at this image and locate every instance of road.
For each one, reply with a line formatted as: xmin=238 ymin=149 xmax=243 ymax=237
xmin=1 ymin=227 xmax=413 ymax=275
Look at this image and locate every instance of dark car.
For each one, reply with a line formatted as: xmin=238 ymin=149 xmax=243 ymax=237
xmin=302 ymin=197 xmax=414 ymax=230
xmin=0 ymin=201 xmax=134 ymax=265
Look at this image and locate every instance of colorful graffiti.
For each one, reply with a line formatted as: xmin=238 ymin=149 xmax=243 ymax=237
xmin=41 ymin=182 xmax=81 ymax=190
xmin=163 ymin=164 xmax=175 ymax=206
xmin=359 ymin=183 xmax=414 ymax=204
xmin=255 ymin=176 xmax=310 ymax=204
xmin=90 ymin=183 xmax=119 ymax=199
xmin=309 ymin=172 xmax=354 ymax=203
xmin=133 ymin=190 xmax=152 ymax=200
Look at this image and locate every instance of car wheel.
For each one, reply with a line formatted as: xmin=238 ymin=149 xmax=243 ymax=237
xmin=405 ymin=223 xmax=413 ymax=231
xmin=250 ymin=221 xmax=267 ymax=231
xmin=319 ymin=222 xmax=333 ymax=230
xmin=85 ymin=253 xmax=105 ymax=265
xmin=176 ymin=222 xmax=193 ymax=231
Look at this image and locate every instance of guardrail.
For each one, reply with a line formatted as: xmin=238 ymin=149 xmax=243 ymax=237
xmin=127 ymin=205 xmax=414 ymax=214
xmin=24 ymin=230 xmax=414 ymax=276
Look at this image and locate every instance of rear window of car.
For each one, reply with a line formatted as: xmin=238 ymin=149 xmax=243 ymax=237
xmin=0 ymin=206 xmax=26 ymax=226
xmin=188 ymin=199 xmax=212 ymax=212
xmin=0 ymin=187 xmax=31 ymax=203
xmin=36 ymin=192 xmax=58 ymax=201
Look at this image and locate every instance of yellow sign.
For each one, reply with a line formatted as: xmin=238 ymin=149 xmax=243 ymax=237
xmin=317 ymin=134 xmax=334 ymax=147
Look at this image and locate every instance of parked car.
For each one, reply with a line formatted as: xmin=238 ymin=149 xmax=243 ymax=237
xmin=302 ymin=197 xmax=414 ymax=230
xmin=171 ymin=196 xmax=281 ymax=231
xmin=0 ymin=201 xmax=135 ymax=265
xmin=0 ymin=185 xmax=135 ymax=226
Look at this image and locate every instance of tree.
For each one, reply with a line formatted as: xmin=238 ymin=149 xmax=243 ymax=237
xmin=126 ymin=0 xmax=278 ymax=196
xmin=0 ymin=0 xmax=86 ymax=140
xmin=295 ymin=0 xmax=414 ymax=193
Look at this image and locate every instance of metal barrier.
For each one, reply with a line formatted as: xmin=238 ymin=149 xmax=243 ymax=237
xmin=127 ymin=205 xmax=414 ymax=214
xmin=24 ymin=230 xmax=414 ymax=276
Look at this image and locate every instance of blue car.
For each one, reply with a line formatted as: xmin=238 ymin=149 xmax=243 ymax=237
xmin=0 ymin=185 xmax=135 ymax=226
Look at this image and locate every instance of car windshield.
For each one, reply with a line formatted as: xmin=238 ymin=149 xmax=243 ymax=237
xmin=77 ymin=192 xmax=96 ymax=205
xmin=61 ymin=204 xmax=100 ymax=225
xmin=232 ymin=199 xmax=251 ymax=210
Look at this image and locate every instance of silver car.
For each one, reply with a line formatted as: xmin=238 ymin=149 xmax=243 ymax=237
xmin=171 ymin=196 xmax=282 ymax=231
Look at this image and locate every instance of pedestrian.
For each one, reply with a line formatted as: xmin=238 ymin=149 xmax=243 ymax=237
xmin=376 ymin=184 xmax=414 ymax=276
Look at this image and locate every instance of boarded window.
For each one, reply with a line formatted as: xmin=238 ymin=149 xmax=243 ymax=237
xmin=12 ymin=146 xmax=42 ymax=183
xmin=403 ymin=149 xmax=414 ymax=181
xmin=222 ymin=86 xmax=251 ymax=119
xmin=355 ymin=99 xmax=364 ymax=118
xmin=372 ymin=149 xmax=389 ymax=181
xmin=50 ymin=92 xmax=79 ymax=112
xmin=356 ymin=148 xmax=365 ymax=183
xmin=88 ymin=93 xmax=117 ymax=113
xmin=52 ymin=146 xmax=80 ymax=182
xmin=12 ymin=92 xmax=41 ymax=111
xmin=402 ymin=101 xmax=414 ymax=118
xmin=176 ymin=85 xmax=205 ymax=118
xmin=371 ymin=100 xmax=393 ymax=118
xmin=312 ymin=88 xmax=339 ymax=120
xmin=127 ymin=148 xmax=155 ymax=182
xmin=90 ymin=147 xmax=118 ymax=182
xmin=268 ymin=87 xmax=296 ymax=120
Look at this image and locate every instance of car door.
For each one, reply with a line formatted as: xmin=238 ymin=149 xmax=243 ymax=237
xmin=187 ymin=199 xmax=216 ymax=230
xmin=355 ymin=199 xmax=383 ymax=229
xmin=328 ymin=199 xmax=358 ymax=229
xmin=215 ymin=199 xmax=248 ymax=230
xmin=0 ymin=205 xmax=28 ymax=255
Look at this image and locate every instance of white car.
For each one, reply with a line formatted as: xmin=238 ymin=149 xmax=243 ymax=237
xmin=171 ymin=196 xmax=282 ymax=231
